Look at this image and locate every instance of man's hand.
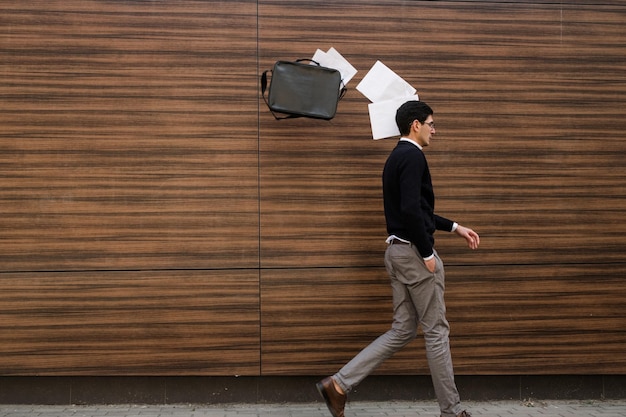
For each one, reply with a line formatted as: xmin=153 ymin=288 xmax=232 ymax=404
xmin=455 ymin=225 xmax=480 ymax=250
xmin=424 ymin=257 xmax=436 ymax=273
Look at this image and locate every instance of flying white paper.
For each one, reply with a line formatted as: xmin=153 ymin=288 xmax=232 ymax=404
xmin=356 ymin=60 xmax=416 ymax=103
xmin=368 ymin=95 xmax=420 ymax=140
xmin=312 ymin=47 xmax=358 ymax=86
xmin=356 ymin=60 xmax=420 ymax=140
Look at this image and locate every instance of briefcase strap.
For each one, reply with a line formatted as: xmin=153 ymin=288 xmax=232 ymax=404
xmin=261 ymin=70 xmax=295 ymax=120
xmin=260 ymin=59 xmax=347 ymax=120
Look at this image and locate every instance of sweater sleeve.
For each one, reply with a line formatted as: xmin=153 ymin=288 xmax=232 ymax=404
xmin=435 ymin=214 xmax=455 ymax=232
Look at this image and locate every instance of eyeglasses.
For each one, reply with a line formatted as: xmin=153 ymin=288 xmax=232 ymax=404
xmin=413 ymin=120 xmax=436 ymax=130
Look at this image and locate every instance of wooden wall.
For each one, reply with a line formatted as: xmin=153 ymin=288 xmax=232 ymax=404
xmin=0 ymin=0 xmax=624 ymax=378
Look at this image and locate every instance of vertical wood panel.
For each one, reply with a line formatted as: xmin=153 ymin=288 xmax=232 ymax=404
xmin=446 ymin=265 xmax=626 ymax=375
xmin=261 ymin=265 xmax=626 ymax=375
xmin=0 ymin=270 xmax=260 ymax=375
xmin=259 ymin=1 xmax=626 ymax=375
xmin=0 ymin=1 xmax=259 ymax=271
xmin=259 ymin=1 xmax=626 ymax=268
xmin=0 ymin=0 xmax=261 ymax=377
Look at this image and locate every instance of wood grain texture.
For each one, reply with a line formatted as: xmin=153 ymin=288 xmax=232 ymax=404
xmin=259 ymin=0 xmax=626 ymax=268
xmin=0 ymin=0 xmax=624 ymax=377
xmin=445 ymin=264 xmax=626 ymax=375
xmin=0 ymin=270 xmax=260 ymax=375
xmin=258 ymin=0 xmax=625 ymax=375
xmin=261 ymin=264 xmax=626 ymax=375
xmin=0 ymin=1 xmax=259 ymax=271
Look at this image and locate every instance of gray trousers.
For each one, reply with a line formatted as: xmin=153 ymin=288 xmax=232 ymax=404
xmin=334 ymin=244 xmax=463 ymax=417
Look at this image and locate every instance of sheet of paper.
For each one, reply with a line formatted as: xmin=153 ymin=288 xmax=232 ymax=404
xmin=312 ymin=47 xmax=358 ymax=86
xmin=356 ymin=60 xmax=416 ymax=103
xmin=368 ymin=95 xmax=420 ymax=140
xmin=325 ymin=47 xmax=357 ymax=85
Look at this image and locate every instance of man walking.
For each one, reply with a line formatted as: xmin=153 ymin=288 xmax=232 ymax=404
xmin=316 ymin=100 xmax=480 ymax=417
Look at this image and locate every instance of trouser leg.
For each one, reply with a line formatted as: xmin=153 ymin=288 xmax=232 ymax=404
xmin=334 ymin=245 xmax=463 ymax=417
xmin=411 ymin=250 xmax=462 ymax=417
xmin=333 ymin=246 xmax=419 ymax=393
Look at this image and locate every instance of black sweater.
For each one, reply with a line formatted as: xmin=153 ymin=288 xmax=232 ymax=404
xmin=382 ymin=140 xmax=454 ymax=258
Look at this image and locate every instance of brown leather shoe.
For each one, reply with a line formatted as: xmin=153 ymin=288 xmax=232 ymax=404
xmin=316 ymin=376 xmax=346 ymax=417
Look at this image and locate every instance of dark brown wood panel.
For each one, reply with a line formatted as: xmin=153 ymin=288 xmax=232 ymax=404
xmin=423 ymin=3 xmax=626 ymax=266
xmin=259 ymin=1 xmax=626 ymax=267
xmin=0 ymin=270 xmax=260 ymax=375
xmin=446 ymin=264 xmax=626 ymax=375
xmin=261 ymin=264 xmax=626 ymax=375
xmin=260 ymin=268 xmax=396 ymax=375
xmin=0 ymin=1 xmax=259 ymax=271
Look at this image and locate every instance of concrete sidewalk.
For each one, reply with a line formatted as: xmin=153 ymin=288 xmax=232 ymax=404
xmin=0 ymin=400 xmax=625 ymax=417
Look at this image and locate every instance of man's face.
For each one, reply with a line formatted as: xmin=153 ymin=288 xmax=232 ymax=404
xmin=417 ymin=116 xmax=435 ymax=147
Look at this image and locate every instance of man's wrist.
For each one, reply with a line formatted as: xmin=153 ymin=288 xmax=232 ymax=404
xmin=451 ymin=222 xmax=458 ymax=232
xmin=423 ymin=254 xmax=435 ymax=261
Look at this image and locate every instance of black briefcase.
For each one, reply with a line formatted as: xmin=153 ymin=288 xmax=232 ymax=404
xmin=261 ymin=59 xmax=346 ymax=120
